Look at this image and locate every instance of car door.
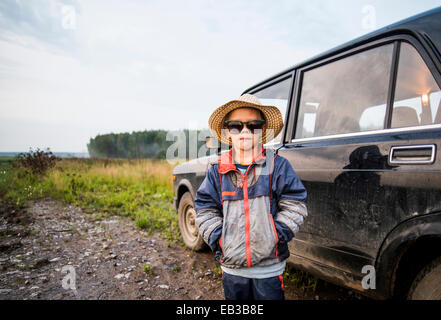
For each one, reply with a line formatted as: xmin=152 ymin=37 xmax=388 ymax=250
xmin=278 ymin=36 xmax=441 ymax=287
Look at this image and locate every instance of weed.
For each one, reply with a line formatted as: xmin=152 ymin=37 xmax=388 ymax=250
xmin=135 ymin=212 xmax=151 ymax=230
xmin=13 ymin=147 xmax=60 ymax=176
xmin=212 ymin=265 xmax=222 ymax=276
xmin=284 ymin=264 xmax=318 ymax=293
xmin=142 ymin=263 xmax=155 ymax=276
xmin=173 ymin=264 xmax=181 ymax=273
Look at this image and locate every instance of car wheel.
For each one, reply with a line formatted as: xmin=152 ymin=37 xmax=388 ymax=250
xmin=407 ymin=256 xmax=441 ymax=300
xmin=178 ymin=192 xmax=206 ymax=251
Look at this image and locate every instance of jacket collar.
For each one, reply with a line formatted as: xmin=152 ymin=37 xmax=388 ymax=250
xmin=218 ymin=146 xmax=267 ymax=174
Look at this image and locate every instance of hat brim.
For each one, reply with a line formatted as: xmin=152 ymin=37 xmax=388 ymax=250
xmin=208 ymin=99 xmax=284 ymax=145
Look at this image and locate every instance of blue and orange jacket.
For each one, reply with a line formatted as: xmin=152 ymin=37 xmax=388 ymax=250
xmin=194 ymin=147 xmax=307 ymax=269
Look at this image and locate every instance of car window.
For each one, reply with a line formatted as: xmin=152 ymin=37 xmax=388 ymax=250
xmin=391 ymin=42 xmax=441 ymax=128
xmin=294 ymin=44 xmax=394 ymax=139
xmin=253 ymin=76 xmax=292 ymax=144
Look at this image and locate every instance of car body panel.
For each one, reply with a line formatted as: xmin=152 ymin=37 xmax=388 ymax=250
xmin=279 ymin=128 xmax=441 ymax=297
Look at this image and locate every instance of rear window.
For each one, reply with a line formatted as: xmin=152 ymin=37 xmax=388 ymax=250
xmin=391 ymin=42 xmax=441 ymax=128
xmin=295 ymin=44 xmax=394 ymax=139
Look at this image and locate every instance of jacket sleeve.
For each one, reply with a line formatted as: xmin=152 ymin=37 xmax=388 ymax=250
xmin=194 ymin=164 xmax=223 ymax=252
xmin=272 ymin=157 xmax=308 ymax=243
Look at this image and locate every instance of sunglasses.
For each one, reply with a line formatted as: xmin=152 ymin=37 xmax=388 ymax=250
xmin=224 ymin=120 xmax=266 ymax=134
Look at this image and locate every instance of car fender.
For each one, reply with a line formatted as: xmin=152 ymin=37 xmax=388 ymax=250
xmin=375 ymin=211 xmax=441 ymax=298
xmin=175 ymin=178 xmax=196 ymax=209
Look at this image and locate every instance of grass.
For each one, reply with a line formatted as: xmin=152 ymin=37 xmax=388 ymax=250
xmin=172 ymin=264 xmax=181 ymax=273
xmin=142 ymin=263 xmax=155 ymax=276
xmin=0 ymin=157 xmax=181 ymax=245
xmin=212 ymin=265 xmax=222 ymax=276
xmin=0 ymin=162 xmax=50 ymax=208
xmin=284 ymin=263 xmax=319 ymax=293
xmin=0 ymin=156 xmax=14 ymax=165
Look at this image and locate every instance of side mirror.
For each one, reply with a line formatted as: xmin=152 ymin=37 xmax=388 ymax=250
xmin=205 ymin=137 xmax=218 ymax=149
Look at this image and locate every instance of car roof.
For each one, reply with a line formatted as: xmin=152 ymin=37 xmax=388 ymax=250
xmin=242 ymin=6 xmax=441 ymax=94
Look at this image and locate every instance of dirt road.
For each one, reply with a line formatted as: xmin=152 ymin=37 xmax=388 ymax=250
xmin=0 ymin=197 xmax=364 ymax=300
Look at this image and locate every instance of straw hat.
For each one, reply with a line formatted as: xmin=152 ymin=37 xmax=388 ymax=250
xmin=208 ymin=94 xmax=284 ymax=145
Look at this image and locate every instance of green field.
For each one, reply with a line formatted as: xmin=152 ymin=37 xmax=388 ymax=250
xmin=0 ymin=157 xmax=181 ymax=245
xmin=0 ymin=156 xmax=14 ymax=165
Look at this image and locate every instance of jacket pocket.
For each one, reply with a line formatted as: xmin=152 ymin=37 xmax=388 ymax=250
xmin=248 ymin=196 xmax=279 ymax=265
xmin=269 ymin=213 xmax=279 ymax=243
xmin=269 ymin=213 xmax=280 ymax=260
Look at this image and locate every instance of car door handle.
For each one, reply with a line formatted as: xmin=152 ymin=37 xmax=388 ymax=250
xmin=389 ymin=144 xmax=436 ymax=164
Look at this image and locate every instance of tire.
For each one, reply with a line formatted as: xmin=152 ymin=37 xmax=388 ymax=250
xmin=407 ymin=256 xmax=441 ymax=300
xmin=177 ymin=192 xmax=206 ymax=251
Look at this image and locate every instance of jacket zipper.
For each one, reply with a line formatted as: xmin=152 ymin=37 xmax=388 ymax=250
xmin=235 ymin=165 xmax=253 ymax=268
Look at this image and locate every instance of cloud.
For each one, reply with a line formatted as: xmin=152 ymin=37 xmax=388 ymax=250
xmin=0 ymin=0 xmax=80 ymax=50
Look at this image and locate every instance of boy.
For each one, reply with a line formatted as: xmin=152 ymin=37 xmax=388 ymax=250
xmin=194 ymin=94 xmax=307 ymax=300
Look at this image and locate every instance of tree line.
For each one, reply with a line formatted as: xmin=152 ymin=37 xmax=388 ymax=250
xmin=87 ymin=129 xmax=217 ymax=160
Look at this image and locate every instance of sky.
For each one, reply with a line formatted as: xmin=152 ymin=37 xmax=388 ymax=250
xmin=0 ymin=0 xmax=440 ymax=153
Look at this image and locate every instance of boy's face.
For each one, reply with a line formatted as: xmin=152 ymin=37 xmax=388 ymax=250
xmin=224 ymin=107 xmax=265 ymax=153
